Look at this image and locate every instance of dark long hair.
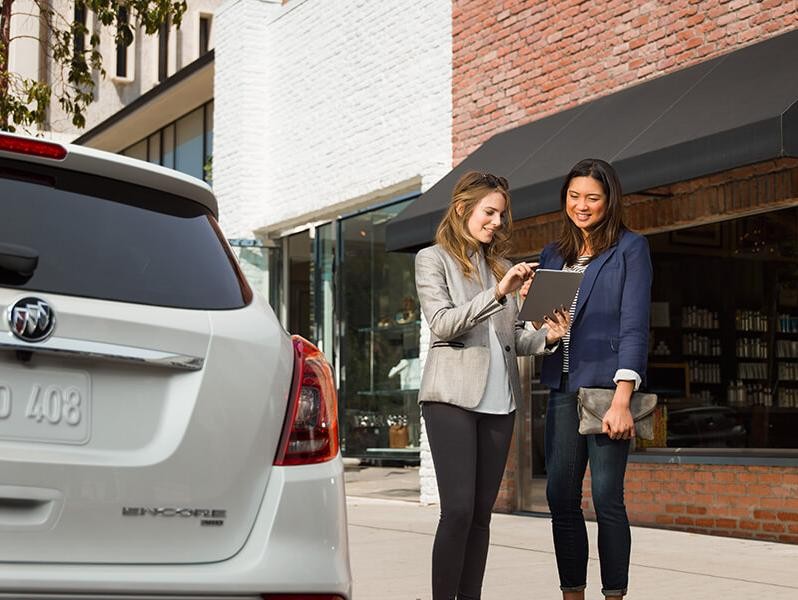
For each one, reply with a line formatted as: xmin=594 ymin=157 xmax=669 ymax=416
xmin=556 ymin=158 xmax=625 ymax=265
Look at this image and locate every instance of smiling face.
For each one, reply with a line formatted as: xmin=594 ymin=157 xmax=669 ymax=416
xmin=565 ymin=175 xmax=607 ymax=235
xmin=465 ymin=191 xmax=506 ymax=244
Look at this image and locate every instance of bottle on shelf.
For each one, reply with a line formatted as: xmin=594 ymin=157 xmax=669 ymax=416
xmin=778 ymin=387 xmax=798 ymax=408
xmin=726 ymin=379 xmax=747 ymax=407
xmin=738 ymin=361 xmax=768 ymax=380
xmin=735 ymin=309 xmax=768 ymax=333
xmin=776 ymin=339 xmax=798 ymax=358
xmin=682 ymin=305 xmax=719 ymax=329
xmin=778 ymin=362 xmax=798 ymax=381
xmin=777 ymin=313 xmax=798 ymax=334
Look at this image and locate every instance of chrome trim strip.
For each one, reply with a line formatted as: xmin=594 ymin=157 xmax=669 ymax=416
xmin=0 ymin=335 xmax=204 ymax=371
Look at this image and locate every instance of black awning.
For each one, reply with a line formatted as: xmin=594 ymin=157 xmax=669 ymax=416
xmin=387 ymin=29 xmax=798 ymax=252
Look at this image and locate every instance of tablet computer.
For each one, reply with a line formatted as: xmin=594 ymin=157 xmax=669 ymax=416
xmin=518 ymin=269 xmax=584 ymax=322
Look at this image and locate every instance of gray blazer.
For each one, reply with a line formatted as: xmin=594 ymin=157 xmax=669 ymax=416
xmin=415 ymin=244 xmax=552 ymax=410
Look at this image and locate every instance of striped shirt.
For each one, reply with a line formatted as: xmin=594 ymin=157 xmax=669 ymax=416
xmin=562 ymin=256 xmax=590 ymax=374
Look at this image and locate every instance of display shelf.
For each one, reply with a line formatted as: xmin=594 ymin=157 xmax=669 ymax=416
xmin=357 ymin=320 xmax=421 ymax=334
xmin=736 ymin=406 xmax=798 ymax=413
xmin=366 ymin=446 xmax=420 ymax=453
xmin=363 ymin=446 xmax=420 ymax=466
xmin=356 ymin=389 xmax=419 ymax=397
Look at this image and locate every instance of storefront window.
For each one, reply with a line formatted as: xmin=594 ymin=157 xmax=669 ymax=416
xmin=267 ymin=242 xmax=284 ymax=320
xmin=339 ymin=199 xmax=420 ymax=462
xmin=314 ymin=223 xmax=336 ymax=362
xmin=287 ymin=230 xmax=313 ymax=341
xmin=229 ymin=239 xmax=270 ymax=300
xmin=643 ymin=207 xmax=798 ymax=450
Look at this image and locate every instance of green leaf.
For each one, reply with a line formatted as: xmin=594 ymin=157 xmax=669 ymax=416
xmin=1 ymin=0 xmax=188 ymax=132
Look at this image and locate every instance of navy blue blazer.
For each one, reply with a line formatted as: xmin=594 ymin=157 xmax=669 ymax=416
xmin=539 ymin=229 xmax=652 ymax=393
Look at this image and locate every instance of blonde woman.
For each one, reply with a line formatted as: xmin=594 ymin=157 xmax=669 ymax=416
xmin=415 ymin=171 xmax=569 ymax=600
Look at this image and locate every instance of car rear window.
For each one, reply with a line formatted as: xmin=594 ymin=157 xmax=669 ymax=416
xmin=0 ymin=159 xmax=251 ymax=310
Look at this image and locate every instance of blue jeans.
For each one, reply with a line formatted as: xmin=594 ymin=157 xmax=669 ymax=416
xmin=545 ymin=378 xmax=631 ymax=597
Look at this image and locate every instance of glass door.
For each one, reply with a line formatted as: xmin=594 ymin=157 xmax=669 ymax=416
xmin=517 ymin=357 xmax=552 ymax=513
xmin=338 ymin=199 xmax=421 ymax=464
xmin=286 ymin=230 xmax=312 ymax=341
xmin=314 ymin=222 xmax=336 ymax=363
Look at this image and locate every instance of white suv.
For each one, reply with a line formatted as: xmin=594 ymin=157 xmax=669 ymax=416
xmin=0 ymin=133 xmax=351 ymax=600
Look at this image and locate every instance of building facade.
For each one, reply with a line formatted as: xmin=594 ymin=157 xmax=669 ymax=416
xmin=7 ymin=0 xmax=220 ymax=153
xmin=387 ymin=0 xmax=798 ymax=543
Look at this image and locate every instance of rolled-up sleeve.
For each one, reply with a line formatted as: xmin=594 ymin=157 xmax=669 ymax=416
xmin=614 ymin=368 xmax=642 ymax=390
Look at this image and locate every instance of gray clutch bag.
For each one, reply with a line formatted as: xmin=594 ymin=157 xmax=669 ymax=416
xmin=576 ymin=387 xmax=658 ymax=440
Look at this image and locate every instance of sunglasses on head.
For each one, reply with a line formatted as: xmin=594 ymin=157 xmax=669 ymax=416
xmin=480 ymin=172 xmax=509 ymax=190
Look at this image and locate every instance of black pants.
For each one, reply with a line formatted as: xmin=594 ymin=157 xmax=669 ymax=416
xmin=422 ymin=402 xmax=515 ymax=600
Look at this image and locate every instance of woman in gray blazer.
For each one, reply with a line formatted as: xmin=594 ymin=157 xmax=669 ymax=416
xmin=415 ymin=171 xmax=569 ymax=600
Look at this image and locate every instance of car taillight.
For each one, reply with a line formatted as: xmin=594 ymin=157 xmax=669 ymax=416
xmin=0 ymin=133 xmax=67 ymax=160
xmin=274 ymin=335 xmax=340 ymax=466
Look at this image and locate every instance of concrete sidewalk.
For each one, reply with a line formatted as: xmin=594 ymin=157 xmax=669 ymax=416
xmin=345 ymin=467 xmax=798 ymax=599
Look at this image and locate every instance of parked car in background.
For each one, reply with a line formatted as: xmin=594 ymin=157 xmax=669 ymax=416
xmin=0 ymin=132 xmax=350 ymax=599
xmin=667 ymin=406 xmax=747 ymax=448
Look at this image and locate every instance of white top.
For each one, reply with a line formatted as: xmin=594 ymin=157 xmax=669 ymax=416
xmin=472 ymin=317 xmax=515 ymax=414
xmin=472 ymin=254 xmax=515 ymax=414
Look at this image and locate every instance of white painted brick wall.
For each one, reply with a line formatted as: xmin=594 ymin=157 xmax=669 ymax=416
xmin=215 ymin=0 xmax=450 ymax=504
xmin=213 ymin=0 xmax=283 ymax=237
xmin=214 ymin=0 xmax=452 ymax=237
xmin=418 ymin=315 xmax=439 ymax=505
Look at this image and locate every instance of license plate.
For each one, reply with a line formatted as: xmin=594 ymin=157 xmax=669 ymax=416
xmin=0 ymin=366 xmax=91 ymax=444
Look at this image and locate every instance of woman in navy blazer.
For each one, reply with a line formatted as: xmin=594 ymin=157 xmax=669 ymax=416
xmin=526 ymin=159 xmax=652 ymax=599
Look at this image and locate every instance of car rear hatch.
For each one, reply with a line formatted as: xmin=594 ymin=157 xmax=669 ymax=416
xmin=0 ymin=147 xmax=293 ymax=564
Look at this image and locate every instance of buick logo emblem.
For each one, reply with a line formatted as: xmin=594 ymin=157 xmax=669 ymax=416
xmin=8 ymin=297 xmax=56 ymax=342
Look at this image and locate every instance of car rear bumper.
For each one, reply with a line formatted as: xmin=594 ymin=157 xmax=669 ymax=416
xmin=0 ymin=457 xmax=351 ymax=599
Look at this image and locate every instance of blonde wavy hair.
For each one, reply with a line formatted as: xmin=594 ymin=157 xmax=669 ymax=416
xmin=435 ymin=171 xmax=513 ymax=282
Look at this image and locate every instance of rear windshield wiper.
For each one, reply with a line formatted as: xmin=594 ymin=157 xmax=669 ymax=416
xmin=0 ymin=242 xmax=39 ymax=279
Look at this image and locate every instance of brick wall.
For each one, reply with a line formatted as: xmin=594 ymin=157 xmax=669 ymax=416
xmin=495 ymin=432 xmax=518 ymax=512
xmin=465 ymin=1 xmax=798 ymax=533
xmin=510 ymin=158 xmax=798 ymax=255
xmin=452 ymin=0 xmax=797 ymax=163
xmin=583 ymin=464 xmax=798 ymax=543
